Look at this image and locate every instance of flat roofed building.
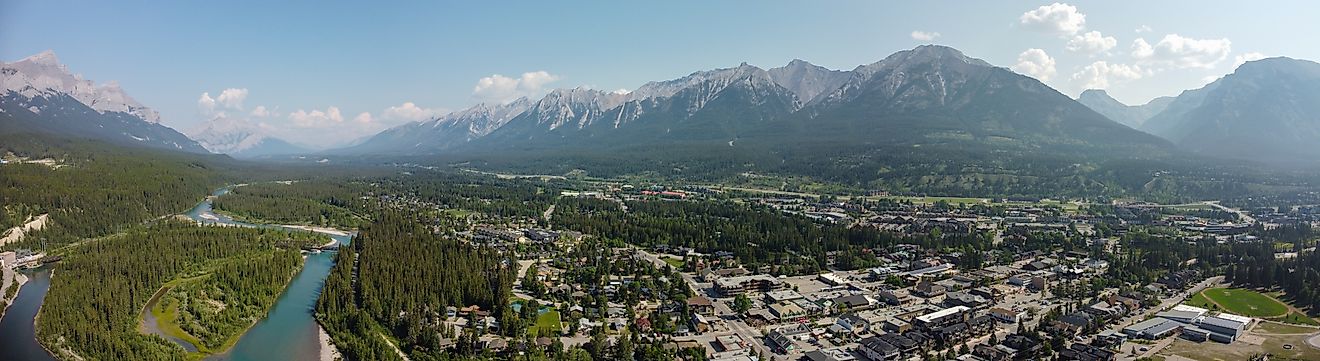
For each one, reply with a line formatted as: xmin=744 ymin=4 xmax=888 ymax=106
xmin=716 ymin=334 xmax=746 ymax=352
xmin=1155 ymin=310 xmax=1202 ymax=324
xmin=765 ymin=290 xmax=804 ymax=303
xmin=819 ymin=272 xmax=849 ymax=286
xmin=1181 ymin=326 xmax=1212 ymax=342
xmin=1172 ymin=304 xmax=1209 ymax=314
xmin=1197 ymin=315 xmax=1246 ymax=342
xmin=1123 ymin=318 xmax=1177 ymax=339
xmin=913 ymin=306 xmax=970 ymax=329
xmin=769 ymin=302 xmax=807 ymax=321
xmin=1142 ymin=320 xmax=1182 ymax=339
xmin=805 ymin=348 xmax=858 ymax=361
xmin=715 ymin=274 xmax=784 ymax=296
xmin=1214 ymin=312 xmax=1252 ymax=325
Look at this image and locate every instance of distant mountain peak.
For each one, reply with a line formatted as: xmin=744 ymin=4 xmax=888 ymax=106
xmin=1141 ymin=56 xmax=1320 ymax=161
xmin=855 ymin=45 xmax=991 ymax=75
xmin=23 ymin=50 xmax=61 ymax=67
xmin=2 ymin=50 xmax=161 ymax=123
xmin=768 ymin=58 xmax=850 ymax=104
xmin=1076 ymin=88 xmax=1169 ymax=128
xmin=1 ymin=51 xmax=204 ymax=152
xmin=1079 ymin=88 xmax=1112 ymax=98
xmin=188 ymin=115 xmax=304 ymax=157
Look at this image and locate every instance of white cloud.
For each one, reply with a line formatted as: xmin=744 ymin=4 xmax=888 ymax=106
xmin=288 ymin=106 xmax=344 ymax=128
xmin=198 ymin=92 xmax=217 ymax=114
xmin=250 ymin=105 xmax=271 ymax=117
xmin=611 ymin=89 xmax=630 ymax=95
xmin=910 ymin=30 xmax=941 ymax=41
xmin=354 ymin=112 xmax=374 ymax=124
xmin=1019 ymin=3 xmax=1086 ymax=36
xmin=216 ymin=88 xmax=248 ymax=110
xmin=1011 ymin=48 xmax=1057 ymax=81
xmin=1066 ymin=31 xmax=1117 ymax=56
xmin=1071 ymin=61 xmax=1144 ymax=89
xmin=1135 ymin=25 xmax=1152 ymax=33
xmin=1232 ymin=52 xmax=1267 ymax=69
xmin=382 ymin=102 xmax=445 ymax=121
xmin=197 ymin=88 xmax=249 ymax=117
xmin=472 ymin=71 xmax=561 ymax=103
xmin=1131 ymin=34 xmax=1232 ymax=69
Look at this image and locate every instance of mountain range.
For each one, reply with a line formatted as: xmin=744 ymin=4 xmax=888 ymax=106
xmin=188 ymin=116 xmax=309 ymax=158
xmin=6 ymin=46 xmax=1320 ymax=175
xmin=1136 ymin=57 xmax=1320 ymax=162
xmin=0 ymin=51 xmax=206 ymax=153
xmin=1075 ymin=89 xmax=1173 ymax=129
xmin=347 ymin=46 xmax=1167 ymax=160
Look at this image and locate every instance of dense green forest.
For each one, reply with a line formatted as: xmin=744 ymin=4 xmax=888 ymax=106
xmin=0 ymin=133 xmax=388 ymax=250
xmin=0 ymin=135 xmax=224 ymax=249
xmin=213 ymin=181 xmax=372 ymax=228
xmin=442 ymin=140 xmax=1306 ymax=203
xmin=1214 ymin=224 xmax=1320 ymax=313
xmin=36 ymin=220 xmax=320 ymax=360
xmin=317 ymin=211 xmax=514 ymax=361
xmin=159 ymin=247 xmax=305 ymax=352
xmin=374 ymin=172 xmax=561 ymax=220
xmin=550 ymin=197 xmax=990 ymax=275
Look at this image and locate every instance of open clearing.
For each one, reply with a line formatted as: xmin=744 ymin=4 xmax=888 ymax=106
xmin=530 ymin=309 xmax=563 ymax=336
xmin=1159 ymin=331 xmax=1320 ymax=361
xmin=1198 ymin=287 xmax=1289 ymax=318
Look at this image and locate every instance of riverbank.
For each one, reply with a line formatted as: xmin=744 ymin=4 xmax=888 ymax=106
xmin=318 ymin=325 xmax=340 ymax=361
xmin=283 ymin=225 xmax=351 ymax=237
xmin=140 ymin=258 xmax=307 ymax=358
xmin=1 ymin=268 xmax=30 ymax=318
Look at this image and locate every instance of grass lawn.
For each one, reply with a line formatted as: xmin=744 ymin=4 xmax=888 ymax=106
xmin=529 ymin=309 xmax=563 ymax=337
xmin=1184 ymin=290 xmax=1215 ymax=310
xmin=662 ymin=257 xmax=684 ymax=269
xmin=1254 ymin=321 xmax=1319 ymax=334
xmin=150 ymin=287 xmax=213 ymax=356
xmin=1269 ymin=311 xmax=1320 ymax=326
xmin=1199 ymin=287 xmax=1289 ymax=317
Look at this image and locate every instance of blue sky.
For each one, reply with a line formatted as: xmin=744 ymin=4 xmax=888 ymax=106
xmin=2 ymin=1 xmax=1316 ymax=146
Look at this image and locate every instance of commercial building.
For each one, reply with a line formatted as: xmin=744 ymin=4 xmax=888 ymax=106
xmin=913 ymin=306 xmax=971 ymax=330
xmin=1122 ymin=318 xmax=1182 ymax=339
xmin=1197 ymin=314 xmax=1247 ymax=343
xmin=714 ymin=274 xmax=785 ymax=296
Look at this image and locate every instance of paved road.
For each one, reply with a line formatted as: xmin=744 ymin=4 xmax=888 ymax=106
xmin=1204 ymin=201 xmax=1255 ymax=224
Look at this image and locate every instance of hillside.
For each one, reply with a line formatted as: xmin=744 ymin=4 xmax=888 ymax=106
xmin=0 ymin=51 xmax=206 ymax=153
xmin=1141 ymin=57 xmax=1320 ymax=162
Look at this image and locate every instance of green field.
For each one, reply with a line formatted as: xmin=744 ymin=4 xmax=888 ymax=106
xmin=529 ymin=309 xmax=562 ymax=336
xmin=662 ymin=257 xmax=684 ymax=269
xmin=1270 ymin=311 xmax=1320 ymax=326
xmin=1197 ymin=287 xmax=1289 ymax=317
xmin=1253 ymin=321 xmax=1319 ymax=334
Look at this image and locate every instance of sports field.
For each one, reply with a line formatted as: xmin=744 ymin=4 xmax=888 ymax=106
xmin=1196 ymin=287 xmax=1288 ymax=317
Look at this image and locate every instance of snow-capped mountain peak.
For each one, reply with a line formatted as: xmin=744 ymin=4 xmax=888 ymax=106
xmin=2 ymin=50 xmax=161 ymax=123
xmin=188 ymin=115 xmax=305 ymax=157
xmin=425 ymin=96 xmax=533 ymax=138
